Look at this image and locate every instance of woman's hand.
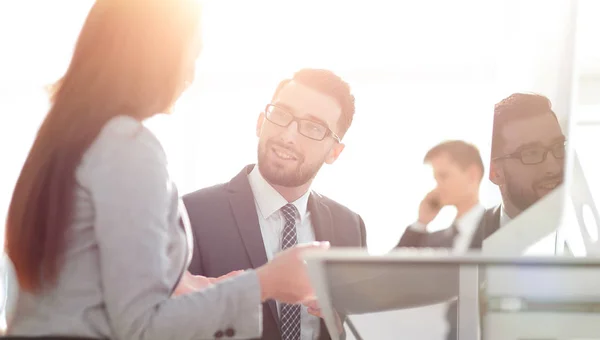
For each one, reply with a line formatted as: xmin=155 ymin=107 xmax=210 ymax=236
xmin=172 ymin=270 xmax=244 ymax=296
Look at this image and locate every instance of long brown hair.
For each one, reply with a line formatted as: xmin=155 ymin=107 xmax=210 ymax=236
xmin=5 ymin=0 xmax=202 ymax=292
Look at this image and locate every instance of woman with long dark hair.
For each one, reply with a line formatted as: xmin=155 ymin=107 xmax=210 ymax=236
xmin=4 ymin=0 xmax=326 ymax=339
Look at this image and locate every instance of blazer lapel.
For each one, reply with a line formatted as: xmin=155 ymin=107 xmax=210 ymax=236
xmin=308 ymin=193 xmax=334 ymax=243
xmin=485 ymin=205 xmax=502 ymax=238
xmin=469 ymin=217 xmax=486 ymax=249
xmin=469 ymin=205 xmax=502 ymax=249
xmin=228 ymin=165 xmax=269 ymax=269
xmin=227 ymin=165 xmax=280 ymax=328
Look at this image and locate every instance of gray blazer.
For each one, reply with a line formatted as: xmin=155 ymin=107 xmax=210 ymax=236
xmin=7 ymin=116 xmax=263 ymax=340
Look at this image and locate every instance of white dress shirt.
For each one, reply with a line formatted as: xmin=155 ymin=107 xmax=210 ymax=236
xmin=247 ymin=167 xmax=321 ymax=340
xmin=410 ymin=204 xmax=485 ymax=253
xmin=499 ymin=205 xmax=511 ymax=228
xmin=451 ymin=204 xmax=486 ymax=253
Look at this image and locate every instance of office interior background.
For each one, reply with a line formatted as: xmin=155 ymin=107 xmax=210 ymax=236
xmin=1 ymin=0 xmax=599 ymax=256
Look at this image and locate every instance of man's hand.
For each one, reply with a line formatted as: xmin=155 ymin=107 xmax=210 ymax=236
xmin=256 ymin=242 xmax=330 ymax=304
xmin=417 ymin=189 xmax=442 ymax=226
xmin=172 ymin=270 xmax=244 ymax=296
xmin=303 ymin=299 xmax=343 ymax=333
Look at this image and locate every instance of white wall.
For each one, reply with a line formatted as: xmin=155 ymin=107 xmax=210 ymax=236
xmin=0 ymin=0 xmax=599 ymax=335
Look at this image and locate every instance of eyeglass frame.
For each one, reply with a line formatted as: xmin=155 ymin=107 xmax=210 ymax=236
xmin=491 ymin=139 xmax=567 ymax=165
xmin=263 ymin=104 xmax=342 ymax=143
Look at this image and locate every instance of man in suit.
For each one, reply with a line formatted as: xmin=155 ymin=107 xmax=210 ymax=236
xmin=489 ymin=92 xmax=565 ymax=226
xmin=398 ymin=140 xmax=491 ymax=251
xmin=183 ymin=68 xmax=367 ymax=340
xmin=396 ymin=140 xmax=496 ymax=340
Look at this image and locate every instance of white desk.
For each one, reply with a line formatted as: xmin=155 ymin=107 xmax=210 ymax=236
xmin=305 ymin=249 xmax=600 ymax=340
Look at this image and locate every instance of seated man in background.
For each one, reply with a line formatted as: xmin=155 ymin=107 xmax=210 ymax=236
xmin=397 ymin=140 xmax=488 ymax=252
xmin=398 ymin=92 xmax=566 ymax=251
xmin=396 ymin=93 xmax=565 ymax=340
xmin=183 ymin=68 xmax=367 ymax=340
xmin=396 ymin=140 xmax=494 ymax=340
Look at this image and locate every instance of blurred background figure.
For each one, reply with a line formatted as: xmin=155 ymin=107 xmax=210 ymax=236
xmin=397 ymin=140 xmax=486 ymax=252
xmin=395 ymin=140 xmax=493 ymax=340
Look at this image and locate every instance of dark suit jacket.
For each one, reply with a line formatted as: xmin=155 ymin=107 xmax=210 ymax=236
xmin=396 ymin=205 xmax=502 ymax=340
xmin=397 ymin=205 xmax=502 ymax=250
xmin=183 ymin=164 xmax=367 ymax=340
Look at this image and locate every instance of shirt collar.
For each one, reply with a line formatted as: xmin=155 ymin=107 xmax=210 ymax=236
xmin=500 ymin=204 xmax=512 ymax=228
xmin=455 ymin=203 xmax=485 ymax=234
xmin=247 ymin=165 xmax=310 ymax=220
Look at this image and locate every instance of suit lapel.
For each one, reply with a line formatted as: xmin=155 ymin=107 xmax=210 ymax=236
xmin=469 ymin=217 xmax=485 ymax=249
xmin=485 ymin=205 xmax=502 ymax=237
xmin=228 ymin=165 xmax=269 ymax=269
xmin=469 ymin=205 xmax=502 ymax=249
xmin=227 ymin=165 xmax=280 ymax=329
xmin=308 ymin=193 xmax=334 ymax=243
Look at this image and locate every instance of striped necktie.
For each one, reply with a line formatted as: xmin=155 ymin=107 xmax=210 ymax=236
xmin=279 ymin=203 xmax=301 ymax=340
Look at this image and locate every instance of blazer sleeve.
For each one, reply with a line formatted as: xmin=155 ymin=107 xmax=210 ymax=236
xmin=84 ymin=120 xmax=262 ymax=340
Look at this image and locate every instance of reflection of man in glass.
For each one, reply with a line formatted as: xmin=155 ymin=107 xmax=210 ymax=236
xmin=490 ymin=93 xmax=566 ymax=223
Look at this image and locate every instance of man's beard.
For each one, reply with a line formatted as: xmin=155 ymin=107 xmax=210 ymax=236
xmin=257 ymin=140 xmax=325 ymax=187
xmin=503 ymin=170 xmax=564 ymax=213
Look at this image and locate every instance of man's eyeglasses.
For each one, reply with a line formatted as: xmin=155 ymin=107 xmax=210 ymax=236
xmin=492 ymin=140 xmax=566 ymax=165
xmin=264 ymin=104 xmax=341 ymax=142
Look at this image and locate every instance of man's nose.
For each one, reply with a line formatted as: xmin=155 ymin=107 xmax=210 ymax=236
xmin=280 ymin=121 xmax=301 ymax=143
xmin=542 ymin=151 xmax=563 ymax=175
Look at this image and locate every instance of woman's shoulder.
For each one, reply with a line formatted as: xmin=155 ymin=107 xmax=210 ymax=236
xmin=99 ymin=115 xmax=163 ymax=151
xmin=78 ymin=115 xmax=168 ymax=179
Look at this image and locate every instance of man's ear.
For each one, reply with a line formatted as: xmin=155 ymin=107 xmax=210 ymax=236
xmin=489 ymin=161 xmax=505 ymax=186
xmin=325 ymin=143 xmax=345 ymax=164
xmin=256 ymin=113 xmax=265 ymax=138
xmin=467 ymin=164 xmax=482 ymax=183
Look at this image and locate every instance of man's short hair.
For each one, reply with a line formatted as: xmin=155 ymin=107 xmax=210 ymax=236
xmin=424 ymin=140 xmax=484 ymax=181
xmin=271 ymin=68 xmax=356 ymax=139
xmin=491 ymin=93 xmax=558 ymax=157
